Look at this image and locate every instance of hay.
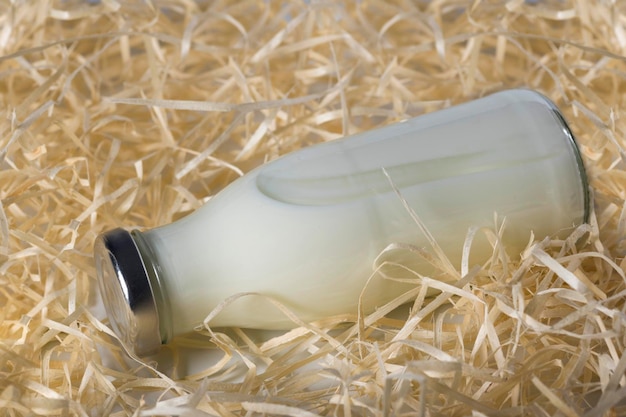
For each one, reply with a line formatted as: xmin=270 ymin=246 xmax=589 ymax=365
xmin=1 ymin=0 xmax=626 ymax=415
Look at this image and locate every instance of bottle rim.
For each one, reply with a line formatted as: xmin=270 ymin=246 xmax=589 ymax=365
xmin=94 ymin=228 xmax=162 ymax=356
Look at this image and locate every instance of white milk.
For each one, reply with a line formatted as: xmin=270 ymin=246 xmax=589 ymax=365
xmin=139 ymin=89 xmax=588 ymax=335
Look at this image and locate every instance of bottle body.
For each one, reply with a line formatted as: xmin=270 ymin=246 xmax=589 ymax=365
xmin=143 ymin=89 xmax=587 ymax=333
xmin=95 ymin=89 xmax=589 ymax=355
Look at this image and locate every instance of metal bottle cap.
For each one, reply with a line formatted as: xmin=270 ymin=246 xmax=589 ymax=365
xmin=94 ymin=228 xmax=162 ymax=356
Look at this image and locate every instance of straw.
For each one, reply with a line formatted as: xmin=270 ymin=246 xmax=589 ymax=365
xmin=1 ymin=1 xmax=626 ymax=415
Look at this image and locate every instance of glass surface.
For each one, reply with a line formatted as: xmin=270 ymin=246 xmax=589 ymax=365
xmin=143 ymin=89 xmax=589 ymax=337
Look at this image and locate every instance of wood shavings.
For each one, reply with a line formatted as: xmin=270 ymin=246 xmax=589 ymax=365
xmin=2 ymin=1 xmax=626 ymax=416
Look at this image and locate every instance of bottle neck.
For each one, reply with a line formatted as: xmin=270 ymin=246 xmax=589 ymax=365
xmin=131 ymin=229 xmax=173 ymax=345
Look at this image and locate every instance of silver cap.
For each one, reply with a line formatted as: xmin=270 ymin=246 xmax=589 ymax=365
xmin=94 ymin=228 xmax=162 ymax=356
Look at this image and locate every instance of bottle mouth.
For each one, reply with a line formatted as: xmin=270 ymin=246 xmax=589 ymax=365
xmin=94 ymin=228 xmax=162 ymax=356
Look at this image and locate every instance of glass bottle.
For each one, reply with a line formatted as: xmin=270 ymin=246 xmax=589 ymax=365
xmin=94 ymin=89 xmax=590 ymax=356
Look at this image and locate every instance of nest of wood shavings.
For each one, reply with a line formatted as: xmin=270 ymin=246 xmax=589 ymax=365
xmin=2 ymin=0 xmax=626 ymax=415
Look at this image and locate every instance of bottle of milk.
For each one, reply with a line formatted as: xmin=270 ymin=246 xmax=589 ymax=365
xmin=94 ymin=89 xmax=589 ymax=356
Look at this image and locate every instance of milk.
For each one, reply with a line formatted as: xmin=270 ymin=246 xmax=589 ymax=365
xmin=139 ymin=89 xmax=588 ymax=335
